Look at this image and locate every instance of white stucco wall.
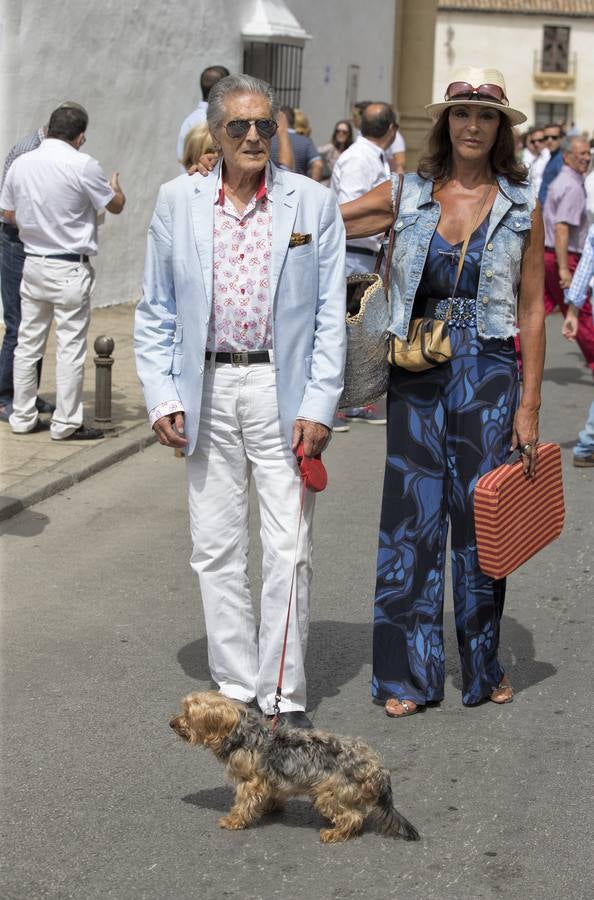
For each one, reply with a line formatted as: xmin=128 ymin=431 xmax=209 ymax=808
xmin=433 ymin=12 xmax=594 ymax=134
xmin=0 ymin=0 xmax=397 ymax=307
xmin=287 ymin=0 xmax=396 ymax=146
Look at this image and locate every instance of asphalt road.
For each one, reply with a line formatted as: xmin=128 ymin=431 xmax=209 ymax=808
xmin=1 ymin=318 xmax=592 ymax=899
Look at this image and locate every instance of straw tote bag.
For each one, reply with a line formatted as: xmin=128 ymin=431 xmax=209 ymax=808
xmin=474 ymin=443 xmax=565 ymax=580
xmin=340 ymin=174 xmax=403 ymax=409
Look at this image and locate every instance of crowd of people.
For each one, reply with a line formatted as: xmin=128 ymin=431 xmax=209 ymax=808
xmin=1 ymin=62 xmax=592 ymax=731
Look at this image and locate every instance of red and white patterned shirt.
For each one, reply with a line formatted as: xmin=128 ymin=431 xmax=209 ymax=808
xmin=148 ymin=166 xmax=273 ymax=427
xmin=208 ymin=165 xmax=273 ymax=351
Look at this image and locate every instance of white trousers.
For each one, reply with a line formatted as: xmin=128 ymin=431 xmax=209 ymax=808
xmin=9 ymin=256 xmax=94 ymax=439
xmin=186 ymin=362 xmax=315 ymax=714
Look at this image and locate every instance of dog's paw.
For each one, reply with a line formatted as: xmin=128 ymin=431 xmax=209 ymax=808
xmin=320 ymin=827 xmax=348 ymax=843
xmin=219 ymin=815 xmax=247 ymax=830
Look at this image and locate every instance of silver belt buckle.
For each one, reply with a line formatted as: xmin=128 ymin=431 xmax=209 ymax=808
xmin=231 ymin=351 xmax=249 ymax=366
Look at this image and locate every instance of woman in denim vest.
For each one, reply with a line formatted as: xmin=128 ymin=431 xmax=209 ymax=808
xmin=342 ymin=67 xmax=545 ymax=716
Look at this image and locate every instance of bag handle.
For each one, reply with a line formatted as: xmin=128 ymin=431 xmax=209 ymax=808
xmin=446 ymin=181 xmax=495 ymax=317
xmin=374 ymin=173 xmax=404 ymax=295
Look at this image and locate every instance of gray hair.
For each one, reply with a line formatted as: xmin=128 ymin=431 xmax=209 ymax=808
xmin=561 ymin=134 xmax=587 ymax=155
xmin=206 ymin=74 xmax=280 ymax=132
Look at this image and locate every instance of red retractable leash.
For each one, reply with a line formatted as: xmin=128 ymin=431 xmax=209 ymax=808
xmin=271 ymin=442 xmax=327 ymax=729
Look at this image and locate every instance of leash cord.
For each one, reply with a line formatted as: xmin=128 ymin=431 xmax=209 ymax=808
xmin=272 ymin=480 xmax=306 ymax=728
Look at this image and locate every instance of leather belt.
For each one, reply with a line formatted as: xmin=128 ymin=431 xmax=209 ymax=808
xmin=346 ymin=245 xmax=376 ymax=258
xmin=205 ymin=350 xmax=271 ymax=366
xmin=0 ymin=222 xmax=22 ymax=242
xmin=27 ymin=253 xmax=90 ymax=262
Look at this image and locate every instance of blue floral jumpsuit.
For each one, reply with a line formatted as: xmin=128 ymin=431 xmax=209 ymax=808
xmin=373 ymin=216 xmax=519 ymax=706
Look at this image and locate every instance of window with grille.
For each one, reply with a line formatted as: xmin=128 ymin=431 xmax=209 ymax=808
xmin=542 ymin=25 xmax=570 ymax=73
xmin=243 ymin=42 xmax=303 ymax=107
xmin=534 ymin=102 xmax=570 ymax=129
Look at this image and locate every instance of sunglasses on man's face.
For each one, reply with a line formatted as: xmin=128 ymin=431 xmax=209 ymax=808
xmin=224 ymin=119 xmax=278 ymax=139
xmin=445 ymin=81 xmax=508 ymax=105
xmin=545 ymin=134 xmax=561 ymax=141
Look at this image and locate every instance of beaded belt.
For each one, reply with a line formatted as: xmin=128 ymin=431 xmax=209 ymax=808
xmin=425 ymin=297 xmax=477 ymax=328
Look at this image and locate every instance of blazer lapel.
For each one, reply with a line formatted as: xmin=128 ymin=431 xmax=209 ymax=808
xmin=190 ymin=167 xmax=218 ymax=307
xmin=270 ymin=167 xmax=298 ymax=305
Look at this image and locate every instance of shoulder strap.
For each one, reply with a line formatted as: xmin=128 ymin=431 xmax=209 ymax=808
xmin=374 ymin=174 xmax=404 ymax=295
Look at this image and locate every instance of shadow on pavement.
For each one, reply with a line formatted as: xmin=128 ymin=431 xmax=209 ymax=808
xmin=0 ymin=508 xmax=49 ymax=536
xmin=181 ymin=786 xmax=322 ymax=831
xmin=176 ymin=613 xmax=556 ymax=708
xmin=444 ymin=610 xmax=556 ymax=697
xmin=543 ymin=366 xmax=592 ymax=386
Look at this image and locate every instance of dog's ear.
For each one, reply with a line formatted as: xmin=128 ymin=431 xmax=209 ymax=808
xmin=201 ymin=698 xmax=242 ymax=753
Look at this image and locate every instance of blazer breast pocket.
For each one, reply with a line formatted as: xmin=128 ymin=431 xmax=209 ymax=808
xmin=287 ymin=243 xmax=314 ymax=260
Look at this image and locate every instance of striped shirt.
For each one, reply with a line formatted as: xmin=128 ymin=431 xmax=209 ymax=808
xmin=1 ymin=127 xmax=45 ymax=224
xmin=566 ymin=224 xmax=594 ymax=315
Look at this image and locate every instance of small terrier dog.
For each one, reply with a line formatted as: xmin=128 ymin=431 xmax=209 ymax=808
xmin=170 ymin=691 xmax=420 ymax=843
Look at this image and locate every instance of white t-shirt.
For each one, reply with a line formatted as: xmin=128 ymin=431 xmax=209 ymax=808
xmin=331 ymin=135 xmax=391 ymax=252
xmin=385 ymin=130 xmax=406 ymax=159
xmin=0 ymin=138 xmax=114 ymax=255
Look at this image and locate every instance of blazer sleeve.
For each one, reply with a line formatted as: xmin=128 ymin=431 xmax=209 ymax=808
xmin=297 ymin=188 xmax=347 ymax=425
xmin=134 ymin=184 xmax=182 ymax=414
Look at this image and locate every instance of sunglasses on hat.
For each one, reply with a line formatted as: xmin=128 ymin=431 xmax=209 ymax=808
xmin=224 ymin=118 xmax=278 ymax=139
xmin=445 ymin=82 xmax=508 ymax=105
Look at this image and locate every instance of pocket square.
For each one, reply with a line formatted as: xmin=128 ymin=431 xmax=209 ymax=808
xmin=289 ymin=232 xmax=312 ymax=248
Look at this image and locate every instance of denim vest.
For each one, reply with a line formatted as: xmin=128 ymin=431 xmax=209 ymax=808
xmin=388 ymin=173 xmax=537 ymax=339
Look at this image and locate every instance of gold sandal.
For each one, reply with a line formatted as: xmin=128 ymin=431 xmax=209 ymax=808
xmin=384 ymin=698 xmax=420 ymax=718
xmin=489 ymin=675 xmax=514 ymax=704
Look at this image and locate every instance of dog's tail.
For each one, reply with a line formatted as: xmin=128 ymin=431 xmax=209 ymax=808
xmin=374 ymin=772 xmax=420 ymax=841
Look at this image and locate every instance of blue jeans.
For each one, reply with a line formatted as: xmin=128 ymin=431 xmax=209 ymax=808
xmin=0 ymin=229 xmax=43 ymax=405
xmin=575 ymin=399 xmax=594 ymax=457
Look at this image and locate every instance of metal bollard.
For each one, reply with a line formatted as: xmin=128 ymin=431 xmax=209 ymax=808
xmin=94 ymin=335 xmax=115 ymax=429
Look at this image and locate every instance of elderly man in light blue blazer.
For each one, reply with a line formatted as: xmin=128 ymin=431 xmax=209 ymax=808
xmin=135 ymin=75 xmax=346 ymax=730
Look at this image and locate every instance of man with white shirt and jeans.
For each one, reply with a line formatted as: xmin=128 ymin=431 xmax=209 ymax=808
xmin=331 ymin=102 xmax=396 ymax=426
xmin=0 ymin=104 xmax=125 ymax=439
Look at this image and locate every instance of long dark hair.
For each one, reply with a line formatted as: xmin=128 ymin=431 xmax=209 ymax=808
xmin=332 ymin=120 xmax=354 ymax=151
xmin=417 ymin=108 xmax=528 ymax=184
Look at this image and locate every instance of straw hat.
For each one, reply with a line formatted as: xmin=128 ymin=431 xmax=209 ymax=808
xmin=425 ymin=66 xmax=526 ymax=127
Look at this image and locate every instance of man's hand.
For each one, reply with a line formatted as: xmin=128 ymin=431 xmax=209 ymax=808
xmin=187 ymin=152 xmax=219 ymax=177
xmin=109 ymin=171 xmax=122 ymax=193
xmin=106 ymin=172 xmax=125 ymax=213
xmin=153 ymin=412 xmax=188 ymax=448
xmin=562 ymin=304 xmax=579 ymax=341
xmin=558 ymin=266 xmax=572 ymax=289
xmin=291 ymin=419 xmax=331 ymax=458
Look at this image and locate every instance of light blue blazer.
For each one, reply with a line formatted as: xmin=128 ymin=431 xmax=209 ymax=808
xmin=134 ymin=163 xmax=347 ymax=456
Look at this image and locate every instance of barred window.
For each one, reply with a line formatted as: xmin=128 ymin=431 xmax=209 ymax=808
xmin=542 ymin=25 xmax=570 ymax=73
xmin=243 ymin=42 xmax=303 ymax=107
xmin=534 ymin=101 xmax=570 ymax=128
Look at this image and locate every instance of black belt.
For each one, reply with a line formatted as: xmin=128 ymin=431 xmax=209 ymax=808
xmin=27 ymin=253 xmax=90 ymax=262
xmin=205 ymin=350 xmax=271 ymax=366
xmin=346 ymin=245 xmax=377 ymax=258
xmin=0 ymin=222 xmax=22 ymax=242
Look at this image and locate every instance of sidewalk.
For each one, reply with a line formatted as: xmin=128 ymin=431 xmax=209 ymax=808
xmin=0 ymin=302 xmax=155 ymax=520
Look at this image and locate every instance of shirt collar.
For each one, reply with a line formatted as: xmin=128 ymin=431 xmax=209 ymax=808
xmin=355 ymin=135 xmax=385 ymax=160
xmin=216 ymin=163 xmax=271 ymax=206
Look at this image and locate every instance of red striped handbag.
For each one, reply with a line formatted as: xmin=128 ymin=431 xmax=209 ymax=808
xmin=474 ymin=443 xmax=565 ymax=580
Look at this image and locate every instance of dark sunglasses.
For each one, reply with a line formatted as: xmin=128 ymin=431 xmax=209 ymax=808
xmin=445 ymin=81 xmax=508 ymax=105
xmin=532 ymin=137 xmax=545 ymax=143
xmin=224 ymin=118 xmax=278 ymax=139
xmin=545 ymin=133 xmax=561 ymax=141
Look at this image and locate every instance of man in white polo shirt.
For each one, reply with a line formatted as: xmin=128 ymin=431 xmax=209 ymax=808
xmin=0 ymin=104 xmax=125 ymax=439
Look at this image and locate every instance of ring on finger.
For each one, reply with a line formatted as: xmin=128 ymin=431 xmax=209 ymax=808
xmin=521 ymin=443 xmax=533 ymax=455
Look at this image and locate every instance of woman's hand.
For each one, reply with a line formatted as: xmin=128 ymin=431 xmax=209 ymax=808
xmin=187 ymin=152 xmax=219 ymax=177
xmin=511 ymin=404 xmax=539 ymax=478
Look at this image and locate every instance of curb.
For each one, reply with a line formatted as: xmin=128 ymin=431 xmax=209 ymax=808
xmin=0 ymin=423 xmax=157 ymax=521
